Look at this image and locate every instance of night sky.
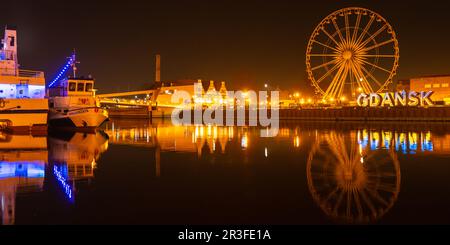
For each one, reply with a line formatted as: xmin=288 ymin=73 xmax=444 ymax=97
xmin=2 ymin=0 xmax=450 ymax=94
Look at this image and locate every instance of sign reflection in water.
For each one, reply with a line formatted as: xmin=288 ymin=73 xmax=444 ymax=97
xmin=1 ymin=121 xmax=444 ymax=225
xmin=307 ymin=131 xmax=401 ymax=224
xmin=357 ymin=129 xmax=435 ymax=154
xmin=104 ymin=121 xmax=450 ymax=163
xmin=104 ymin=120 xmax=450 ymax=224
xmin=307 ymin=126 xmax=450 ymax=223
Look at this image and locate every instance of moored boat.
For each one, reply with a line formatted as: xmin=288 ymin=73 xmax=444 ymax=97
xmin=48 ymin=52 xmax=108 ymax=131
xmin=0 ymin=26 xmax=48 ymax=133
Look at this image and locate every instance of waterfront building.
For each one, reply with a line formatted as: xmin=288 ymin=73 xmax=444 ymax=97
xmin=397 ymin=75 xmax=450 ymax=105
xmin=278 ymin=90 xmax=297 ymax=109
xmin=396 ymin=79 xmax=411 ymax=92
xmin=155 ymin=79 xmax=228 ymax=109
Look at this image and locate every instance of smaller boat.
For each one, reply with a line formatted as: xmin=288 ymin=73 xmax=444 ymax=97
xmin=48 ymin=52 xmax=108 ymax=131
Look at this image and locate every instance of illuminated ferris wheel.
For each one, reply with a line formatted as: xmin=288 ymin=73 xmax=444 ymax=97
xmin=306 ymin=7 xmax=399 ymax=102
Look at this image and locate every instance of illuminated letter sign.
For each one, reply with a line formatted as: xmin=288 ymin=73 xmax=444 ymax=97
xmin=369 ymin=93 xmax=382 ymax=107
xmin=381 ymin=92 xmax=394 ymax=107
xmin=408 ymin=91 xmax=420 ymax=106
xmin=357 ymin=91 xmax=434 ymax=107
xmin=357 ymin=93 xmax=369 ymax=107
xmin=420 ymin=91 xmax=434 ymax=106
xmin=394 ymin=91 xmax=407 ymax=106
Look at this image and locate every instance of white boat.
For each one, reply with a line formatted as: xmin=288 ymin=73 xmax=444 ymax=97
xmin=0 ymin=26 xmax=48 ymax=133
xmin=48 ymin=53 xmax=108 ymax=130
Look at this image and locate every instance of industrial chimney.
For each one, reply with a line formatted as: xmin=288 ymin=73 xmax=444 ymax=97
xmin=155 ymin=54 xmax=161 ymax=83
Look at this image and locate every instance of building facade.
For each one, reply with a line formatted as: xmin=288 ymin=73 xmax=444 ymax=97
xmin=397 ymin=75 xmax=450 ymax=105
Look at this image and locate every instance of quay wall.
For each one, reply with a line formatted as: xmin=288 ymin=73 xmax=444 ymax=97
xmin=107 ymin=107 xmax=450 ymax=122
xmin=107 ymin=107 xmax=151 ymax=119
xmin=278 ymin=107 xmax=450 ymax=122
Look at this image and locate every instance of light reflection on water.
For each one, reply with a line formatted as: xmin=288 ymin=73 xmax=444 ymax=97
xmin=308 ymin=131 xmax=401 ymax=223
xmin=0 ymin=120 xmax=450 ymax=224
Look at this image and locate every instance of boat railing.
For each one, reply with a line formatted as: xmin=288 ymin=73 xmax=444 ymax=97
xmin=0 ymin=68 xmax=44 ymax=78
xmin=18 ymin=69 xmax=45 ymax=78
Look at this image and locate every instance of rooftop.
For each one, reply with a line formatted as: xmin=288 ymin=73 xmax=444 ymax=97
xmin=410 ymin=74 xmax=450 ymax=79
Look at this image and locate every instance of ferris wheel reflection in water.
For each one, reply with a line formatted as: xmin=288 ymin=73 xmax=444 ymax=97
xmin=307 ymin=131 xmax=401 ymax=224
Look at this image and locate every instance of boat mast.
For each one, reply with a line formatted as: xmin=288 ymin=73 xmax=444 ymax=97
xmin=70 ymin=49 xmax=80 ymax=78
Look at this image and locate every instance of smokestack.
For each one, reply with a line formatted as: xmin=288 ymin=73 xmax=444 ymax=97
xmin=155 ymin=54 xmax=161 ymax=83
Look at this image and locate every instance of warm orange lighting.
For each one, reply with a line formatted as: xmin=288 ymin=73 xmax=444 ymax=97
xmin=241 ymin=134 xmax=248 ymax=149
xmin=294 ymin=136 xmax=301 ymax=148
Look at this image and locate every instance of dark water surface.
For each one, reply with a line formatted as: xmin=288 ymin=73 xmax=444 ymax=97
xmin=1 ymin=119 xmax=450 ymax=225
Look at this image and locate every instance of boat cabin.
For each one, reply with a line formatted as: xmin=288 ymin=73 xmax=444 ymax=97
xmin=48 ymin=77 xmax=96 ymax=97
xmin=0 ymin=26 xmax=46 ymax=99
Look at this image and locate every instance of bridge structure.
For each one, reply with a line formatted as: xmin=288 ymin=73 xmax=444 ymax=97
xmin=96 ymin=89 xmax=160 ymax=107
xmin=96 ymin=86 xmax=188 ymax=118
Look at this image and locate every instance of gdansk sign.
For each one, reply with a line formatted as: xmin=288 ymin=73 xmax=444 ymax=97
xmin=357 ymin=91 xmax=434 ymax=107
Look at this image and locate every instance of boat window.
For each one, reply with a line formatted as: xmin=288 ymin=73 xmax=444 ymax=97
xmin=16 ymin=84 xmax=29 ymax=98
xmin=85 ymin=83 xmax=93 ymax=92
xmin=77 ymin=82 xmax=85 ymax=92
xmin=9 ymin=36 xmax=15 ymax=47
xmin=69 ymin=82 xmax=76 ymax=91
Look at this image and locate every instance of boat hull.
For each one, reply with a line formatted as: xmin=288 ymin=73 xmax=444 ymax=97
xmin=49 ymin=107 xmax=109 ymax=130
xmin=0 ymin=99 xmax=48 ymax=134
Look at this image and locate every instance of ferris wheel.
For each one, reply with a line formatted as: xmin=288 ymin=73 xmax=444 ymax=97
xmin=306 ymin=7 xmax=399 ymax=103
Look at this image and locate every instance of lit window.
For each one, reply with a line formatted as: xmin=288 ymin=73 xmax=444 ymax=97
xmin=433 ymin=84 xmax=441 ymax=88
xmin=424 ymin=84 xmax=431 ymax=88
xmin=69 ymin=82 xmax=76 ymax=91
xmin=442 ymin=83 xmax=449 ymax=88
xmin=77 ymin=83 xmax=85 ymax=92
xmin=85 ymin=83 xmax=93 ymax=92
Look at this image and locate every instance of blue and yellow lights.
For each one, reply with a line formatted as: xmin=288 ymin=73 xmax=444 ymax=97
xmin=48 ymin=57 xmax=74 ymax=88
